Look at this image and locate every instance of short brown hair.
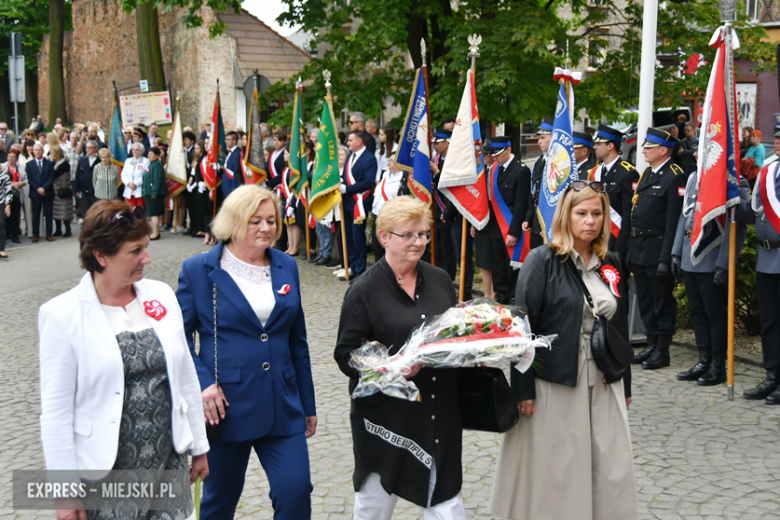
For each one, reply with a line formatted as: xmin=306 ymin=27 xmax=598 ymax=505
xmin=273 ymin=131 xmax=287 ymax=142
xmin=79 ymin=200 xmax=152 ymax=273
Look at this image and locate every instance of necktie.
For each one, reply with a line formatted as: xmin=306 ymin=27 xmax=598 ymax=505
xmin=38 ymin=160 xmax=42 ymax=171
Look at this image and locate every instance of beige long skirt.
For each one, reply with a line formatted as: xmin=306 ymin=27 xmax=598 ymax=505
xmin=490 ymin=346 xmax=639 ymax=520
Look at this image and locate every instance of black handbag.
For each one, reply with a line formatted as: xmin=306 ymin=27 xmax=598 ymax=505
xmin=205 ymin=283 xmax=226 ymax=442
xmin=57 ymin=187 xmax=73 ymax=198
xmin=566 ymin=259 xmax=633 ymax=380
xmin=458 ymin=366 xmax=520 ymax=433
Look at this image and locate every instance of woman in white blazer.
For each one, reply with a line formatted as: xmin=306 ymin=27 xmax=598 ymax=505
xmin=120 ymin=142 xmax=149 ymax=207
xmin=38 ymin=199 xmax=209 ymax=520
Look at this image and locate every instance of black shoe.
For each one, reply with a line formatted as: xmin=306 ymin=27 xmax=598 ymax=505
xmin=462 ymin=292 xmax=473 ymax=301
xmin=11 ymin=237 xmax=20 ymax=244
xmin=52 ymin=230 xmax=62 ymax=237
xmin=325 ymin=258 xmax=341 ymax=269
xmin=697 ymin=354 xmax=726 ymax=386
xmin=632 ymin=334 xmax=657 ymax=365
xmin=63 ymin=230 xmax=72 ymax=238
xmin=314 ymin=256 xmax=332 ymax=266
xmin=643 ymin=335 xmax=671 ymax=370
xmin=744 ymin=369 xmax=780 ymax=400
xmin=766 ymin=386 xmax=780 ymax=405
xmin=309 ymin=254 xmax=321 ymax=264
xmin=677 ymin=350 xmax=712 ymax=381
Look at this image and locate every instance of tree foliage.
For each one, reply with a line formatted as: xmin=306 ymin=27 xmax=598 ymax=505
xmin=265 ymin=0 xmax=775 ymax=130
xmin=118 ymin=0 xmax=242 ymax=38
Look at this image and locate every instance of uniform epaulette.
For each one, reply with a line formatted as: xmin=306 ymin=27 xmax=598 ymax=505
xmin=621 ymin=161 xmax=635 ymax=171
xmin=670 ymin=163 xmax=683 ymax=175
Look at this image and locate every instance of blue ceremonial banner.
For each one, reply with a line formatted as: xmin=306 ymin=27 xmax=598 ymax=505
xmin=396 ymin=69 xmax=432 ymax=205
xmin=538 ymin=81 xmax=577 ymax=243
xmin=109 ymin=92 xmax=128 ymax=168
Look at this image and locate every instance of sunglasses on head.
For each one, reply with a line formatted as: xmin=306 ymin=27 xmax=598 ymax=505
xmin=567 ymin=180 xmax=606 ymax=193
xmin=109 ymin=206 xmax=148 ymax=227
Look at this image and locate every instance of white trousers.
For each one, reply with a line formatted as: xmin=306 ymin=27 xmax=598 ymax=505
xmin=353 ymin=467 xmax=465 ymax=520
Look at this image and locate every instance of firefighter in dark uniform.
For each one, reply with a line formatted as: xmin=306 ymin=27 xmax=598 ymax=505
xmin=671 ymin=172 xmax=750 ymax=386
xmin=573 ymin=131 xmax=594 ymax=179
xmin=588 ymin=124 xmax=639 ymax=262
xmin=430 ymin=127 xmax=456 ymax=280
xmin=486 ymin=136 xmax=531 ymax=304
xmin=523 ymin=117 xmax=553 ymax=250
xmin=629 ymin=127 xmax=687 ymax=370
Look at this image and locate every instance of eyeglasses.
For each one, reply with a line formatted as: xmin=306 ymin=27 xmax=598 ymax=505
xmin=109 ymin=206 xmax=148 ymax=227
xmin=567 ymin=180 xmax=606 ymax=193
xmin=0 ymin=127 xmax=7 ymax=132
xmin=389 ymin=231 xmax=432 ymax=243
xmin=349 ymin=120 xmax=360 ymax=125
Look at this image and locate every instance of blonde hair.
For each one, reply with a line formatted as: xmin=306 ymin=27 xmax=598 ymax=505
xmin=211 ymin=185 xmax=282 ymax=243
xmin=49 ymin=142 xmax=64 ymax=162
xmin=549 ymin=187 xmax=611 ymax=260
xmin=376 ymin=195 xmax=433 ymax=240
xmin=98 ymin=148 xmax=111 ymax=159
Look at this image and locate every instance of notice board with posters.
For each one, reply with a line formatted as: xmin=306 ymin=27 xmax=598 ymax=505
xmin=120 ymin=92 xmax=173 ymax=127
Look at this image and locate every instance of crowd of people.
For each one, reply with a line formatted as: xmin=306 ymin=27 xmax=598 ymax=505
xmin=26 ymin=104 xmax=780 ymax=520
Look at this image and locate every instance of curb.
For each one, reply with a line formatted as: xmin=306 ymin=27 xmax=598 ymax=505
xmin=672 ymin=339 xmax=764 ymax=368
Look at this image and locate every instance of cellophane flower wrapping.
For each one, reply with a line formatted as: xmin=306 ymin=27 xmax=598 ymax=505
xmin=348 ymin=298 xmax=553 ymax=401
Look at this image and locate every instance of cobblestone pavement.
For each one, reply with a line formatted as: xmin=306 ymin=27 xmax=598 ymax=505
xmin=1 ymin=234 xmax=779 ymax=519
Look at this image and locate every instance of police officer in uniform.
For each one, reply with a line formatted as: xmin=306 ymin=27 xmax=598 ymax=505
xmin=430 ymin=127 xmax=457 ymax=280
xmin=487 ymin=136 xmax=531 ymax=304
xmin=629 ymin=127 xmax=686 ymax=370
xmin=524 ymin=118 xmax=553 ymax=250
xmin=573 ymin=131 xmax=594 ymax=179
xmin=745 ymin=124 xmax=780 ymax=403
xmin=588 ymin=124 xmax=639 ymax=262
xmin=671 ymin=169 xmax=750 ymax=386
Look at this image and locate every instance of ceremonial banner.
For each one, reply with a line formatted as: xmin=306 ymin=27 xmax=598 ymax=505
xmin=396 ymin=68 xmax=432 ymax=205
xmin=243 ymin=89 xmax=267 ymax=185
xmin=200 ymin=157 xmax=220 ymax=201
xmin=109 ymin=91 xmax=128 ymax=169
xmin=289 ymin=86 xmax=307 ymax=196
xmin=690 ymin=26 xmax=742 ymax=265
xmin=165 ymin=105 xmax=186 ymax=200
xmin=438 ymin=69 xmax=490 ymax=230
xmin=309 ymin=95 xmax=341 ymax=220
xmin=538 ymin=79 xmax=577 ymax=243
xmin=208 ymin=90 xmax=227 ymax=169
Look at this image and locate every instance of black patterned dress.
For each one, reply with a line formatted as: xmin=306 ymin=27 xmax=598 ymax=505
xmin=87 ymin=325 xmax=194 ymax=520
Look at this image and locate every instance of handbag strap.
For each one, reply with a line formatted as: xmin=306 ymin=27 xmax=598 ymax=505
xmin=565 ymin=257 xmax=597 ymax=317
xmin=213 ymin=283 xmax=219 ymax=386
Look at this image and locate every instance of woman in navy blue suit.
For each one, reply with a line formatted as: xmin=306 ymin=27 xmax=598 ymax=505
xmin=176 ymin=185 xmax=317 ymax=520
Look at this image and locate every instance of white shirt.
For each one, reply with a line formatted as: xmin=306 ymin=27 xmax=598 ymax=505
xmin=499 ymin=154 xmax=515 ymax=169
xmin=221 ymin=247 xmax=275 ymax=326
xmin=372 ymin=170 xmax=403 ymax=215
xmin=375 ymin=142 xmax=398 ymax=182
xmin=101 ymin=298 xmax=149 ymax=335
xmin=652 ymin=158 xmax=672 ymax=175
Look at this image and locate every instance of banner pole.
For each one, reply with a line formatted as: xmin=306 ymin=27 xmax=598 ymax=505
xmin=727 ymin=212 xmax=736 ymax=400
xmin=460 ymin=216 xmax=467 ymax=301
xmin=324 ymin=70 xmax=350 ymax=282
xmin=305 ymin=189 xmax=312 ymax=259
xmin=421 ymin=39 xmax=436 ymax=267
xmin=173 ymin=197 xmax=178 ymax=234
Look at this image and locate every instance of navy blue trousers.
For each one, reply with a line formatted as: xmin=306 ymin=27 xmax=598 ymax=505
xmin=343 ymin=209 xmax=367 ymax=276
xmin=200 ymin=432 xmax=312 ymax=520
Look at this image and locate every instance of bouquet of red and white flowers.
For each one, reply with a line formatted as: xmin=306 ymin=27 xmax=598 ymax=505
xmin=349 ymin=299 xmax=552 ymax=401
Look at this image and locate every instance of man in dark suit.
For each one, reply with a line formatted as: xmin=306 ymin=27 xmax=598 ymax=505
xmin=486 ymin=136 xmax=531 ymax=304
xmin=573 ymin=131 xmax=594 ymax=179
xmin=340 ymin=130 xmax=377 ymax=278
xmin=183 ymin=131 xmax=197 ymax=169
xmin=221 ymin=131 xmax=241 ymax=198
xmin=267 ymin=131 xmax=287 ymax=194
xmin=589 ymin=124 xmax=639 ymax=261
xmin=524 ymin=117 xmax=553 ymax=251
xmin=27 ymin=143 xmax=55 ymax=241
xmin=74 ymin=140 xmax=100 ymax=218
xmin=0 ymin=122 xmax=15 ymax=149
xmin=628 ymin=127 xmax=686 ymax=370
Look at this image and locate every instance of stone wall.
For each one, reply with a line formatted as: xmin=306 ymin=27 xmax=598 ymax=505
xmin=38 ymin=0 xmax=242 ymax=131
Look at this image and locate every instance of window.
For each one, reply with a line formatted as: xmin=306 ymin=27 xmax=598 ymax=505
xmin=587 ymin=31 xmax=608 ymax=71
xmin=747 ymin=0 xmax=780 ymax=24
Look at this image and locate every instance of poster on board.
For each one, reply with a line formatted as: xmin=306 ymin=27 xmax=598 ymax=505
xmin=735 ymin=83 xmax=756 ymax=135
xmin=120 ymin=92 xmax=173 ymax=127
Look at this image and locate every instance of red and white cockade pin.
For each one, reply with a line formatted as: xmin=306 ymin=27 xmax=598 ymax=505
xmin=600 ymin=265 xmax=621 ymax=298
xmin=143 ymin=300 xmax=167 ymax=320
xmin=278 ymin=284 xmax=292 ymax=296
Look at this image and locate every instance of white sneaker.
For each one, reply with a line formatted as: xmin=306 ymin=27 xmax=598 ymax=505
xmin=334 ymin=269 xmax=345 ymax=277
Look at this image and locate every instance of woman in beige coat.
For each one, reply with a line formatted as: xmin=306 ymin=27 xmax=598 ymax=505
xmin=491 ymin=181 xmax=638 ymax=520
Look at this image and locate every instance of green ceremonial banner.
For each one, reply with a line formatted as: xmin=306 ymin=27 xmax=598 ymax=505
xmin=288 ymin=87 xmax=307 ymax=197
xmin=309 ymin=95 xmax=341 ymax=220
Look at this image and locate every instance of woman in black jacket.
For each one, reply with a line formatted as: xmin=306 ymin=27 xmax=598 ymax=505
xmin=490 ymin=180 xmax=638 ymax=520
